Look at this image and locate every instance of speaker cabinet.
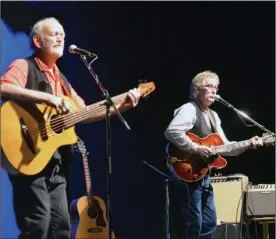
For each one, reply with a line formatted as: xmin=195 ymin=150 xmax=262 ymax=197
xmin=211 ymin=175 xmax=248 ymax=224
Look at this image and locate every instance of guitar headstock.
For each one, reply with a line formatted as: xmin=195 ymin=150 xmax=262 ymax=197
xmin=137 ymin=82 xmax=156 ymax=98
xmin=75 ymin=138 xmax=88 ymax=156
xmin=261 ymin=133 xmax=275 ymax=146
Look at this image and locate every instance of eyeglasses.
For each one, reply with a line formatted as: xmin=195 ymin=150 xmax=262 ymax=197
xmin=203 ymin=84 xmax=219 ymax=92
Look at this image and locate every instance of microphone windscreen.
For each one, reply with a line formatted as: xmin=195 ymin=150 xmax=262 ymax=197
xmin=68 ymin=44 xmax=77 ymax=53
xmin=214 ymin=95 xmax=221 ymax=101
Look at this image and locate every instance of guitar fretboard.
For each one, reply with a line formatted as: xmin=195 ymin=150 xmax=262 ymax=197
xmin=214 ymin=134 xmax=274 ymax=154
xmin=82 ymin=154 xmax=94 ymax=205
xmin=215 ymin=140 xmax=251 ymax=154
xmin=64 ymin=92 xmax=127 ymax=128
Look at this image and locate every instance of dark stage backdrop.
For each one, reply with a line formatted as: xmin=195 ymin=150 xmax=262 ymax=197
xmin=1 ymin=2 xmax=275 ymax=239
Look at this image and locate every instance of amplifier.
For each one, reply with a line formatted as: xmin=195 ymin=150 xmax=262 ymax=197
xmin=211 ymin=175 xmax=248 ymax=224
xmin=246 ymin=184 xmax=275 ymax=217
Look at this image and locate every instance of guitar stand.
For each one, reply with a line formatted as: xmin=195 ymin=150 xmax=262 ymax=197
xmin=142 ymin=160 xmax=172 ymax=239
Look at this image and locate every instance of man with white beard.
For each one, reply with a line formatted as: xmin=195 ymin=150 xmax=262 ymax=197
xmin=0 ymin=17 xmax=140 ymax=239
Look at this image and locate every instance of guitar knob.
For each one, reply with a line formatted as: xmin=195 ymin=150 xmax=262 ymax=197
xmin=169 ymin=157 xmax=178 ymax=163
xmin=193 ymin=175 xmax=198 ymax=180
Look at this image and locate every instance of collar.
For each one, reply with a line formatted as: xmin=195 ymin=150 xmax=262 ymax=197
xmin=193 ymin=100 xmax=209 ymax=114
xmin=34 ymin=57 xmax=60 ymax=75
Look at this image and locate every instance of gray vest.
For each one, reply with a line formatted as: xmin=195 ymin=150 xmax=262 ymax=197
xmin=188 ymin=101 xmax=216 ymax=138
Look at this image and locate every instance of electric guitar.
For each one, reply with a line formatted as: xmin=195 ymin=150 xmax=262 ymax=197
xmin=1 ymin=82 xmax=155 ymax=175
xmin=70 ymin=138 xmax=115 ymax=239
xmin=167 ymin=132 xmax=275 ymax=182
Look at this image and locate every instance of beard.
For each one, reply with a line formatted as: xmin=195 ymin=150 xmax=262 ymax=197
xmin=41 ymin=40 xmax=64 ymax=58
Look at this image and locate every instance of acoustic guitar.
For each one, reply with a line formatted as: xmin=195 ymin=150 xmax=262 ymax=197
xmin=70 ymin=138 xmax=115 ymax=239
xmin=1 ymin=82 xmax=155 ymax=175
xmin=167 ymin=132 xmax=275 ymax=182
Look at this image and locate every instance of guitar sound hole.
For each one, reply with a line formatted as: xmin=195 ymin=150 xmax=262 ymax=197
xmin=50 ymin=115 xmax=65 ymax=134
xmin=88 ymin=207 xmax=98 ymax=219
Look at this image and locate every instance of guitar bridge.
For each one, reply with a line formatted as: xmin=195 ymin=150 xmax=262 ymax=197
xmin=87 ymin=227 xmax=103 ymax=233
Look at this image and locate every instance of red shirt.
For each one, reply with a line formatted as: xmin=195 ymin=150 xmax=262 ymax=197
xmin=1 ymin=57 xmax=86 ymax=108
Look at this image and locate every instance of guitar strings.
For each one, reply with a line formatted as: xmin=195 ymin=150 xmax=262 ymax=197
xmin=30 ymin=94 xmax=125 ymax=137
xmin=81 ymin=155 xmax=96 ymax=204
xmin=47 ymin=92 xmax=126 ymax=128
xmin=53 ymin=93 xmax=126 ymax=128
xmin=28 ymin=93 xmax=126 ymax=137
xmin=34 ymin=103 xmax=114 ymax=138
xmin=31 ymin=92 xmax=126 ymax=133
xmin=30 ymin=84 xmax=152 ymax=136
xmin=30 ymin=84 xmax=153 ymax=138
xmin=43 ymin=93 xmax=128 ymax=138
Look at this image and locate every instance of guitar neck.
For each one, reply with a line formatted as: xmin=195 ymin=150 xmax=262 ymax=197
xmin=64 ymin=92 xmax=127 ymax=128
xmin=82 ymin=154 xmax=94 ymax=205
xmin=215 ymin=139 xmax=251 ymax=154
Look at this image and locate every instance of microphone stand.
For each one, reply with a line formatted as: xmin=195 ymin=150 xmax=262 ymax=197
xmin=216 ymin=96 xmax=275 ymax=136
xmin=142 ymin=160 xmax=172 ymax=239
xmin=79 ymin=54 xmax=131 ymax=239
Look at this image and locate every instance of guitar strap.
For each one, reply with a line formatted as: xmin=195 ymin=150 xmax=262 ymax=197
xmin=207 ymin=109 xmax=218 ymax=133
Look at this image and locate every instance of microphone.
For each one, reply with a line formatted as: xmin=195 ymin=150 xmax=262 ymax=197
xmin=214 ymin=95 xmax=229 ymax=105
xmin=214 ymin=94 xmax=229 ymax=105
xmin=215 ymin=94 xmax=235 ymax=110
xmin=68 ymin=45 xmax=97 ymax=58
xmin=215 ymin=95 xmax=230 ymax=105
xmin=214 ymin=94 xmax=221 ymax=101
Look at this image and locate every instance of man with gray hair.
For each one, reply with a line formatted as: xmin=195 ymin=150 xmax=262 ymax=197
xmin=164 ymin=70 xmax=262 ymax=239
xmin=1 ymin=17 xmax=140 ymax=239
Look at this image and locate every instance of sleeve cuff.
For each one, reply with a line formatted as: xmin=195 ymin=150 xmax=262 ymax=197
xmin=190 ymin=142 xmax=198 ymax=153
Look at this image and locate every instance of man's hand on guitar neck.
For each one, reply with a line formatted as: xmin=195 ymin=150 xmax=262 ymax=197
xmin=45 ymin=88 xmax=140 ymax=115
xmin=195 ymin=145 xmax=213 ymax=159
xmin=194 ymin=135 xmax=263 ymax=157
xmin=248 ymin=136 xmax=263 ymax=149
xmin=118 ymin=88 xmax=141 ymax=111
